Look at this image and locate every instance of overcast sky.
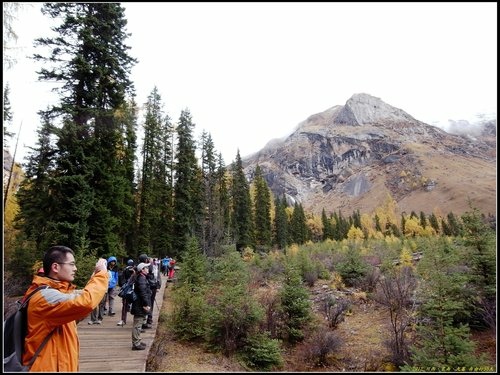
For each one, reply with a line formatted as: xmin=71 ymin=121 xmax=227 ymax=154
xmin=3 ymin=2 xmax=497 ymax=165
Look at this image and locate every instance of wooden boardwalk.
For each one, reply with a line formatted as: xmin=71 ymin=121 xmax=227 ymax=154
xmin=78 ymin=275 xmax=168 ymax=372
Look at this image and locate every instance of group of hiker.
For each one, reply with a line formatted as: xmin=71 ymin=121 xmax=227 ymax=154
xmin=16 ymin=246 xmax=177 ymax=372
xmin=88 ymin=254 xmax=177 ymax=350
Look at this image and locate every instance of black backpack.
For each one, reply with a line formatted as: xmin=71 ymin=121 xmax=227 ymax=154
xmin=118 ymin=275 xmax=137 ymax=304
xmin=3 ymin=285 xmax=55 ymax=372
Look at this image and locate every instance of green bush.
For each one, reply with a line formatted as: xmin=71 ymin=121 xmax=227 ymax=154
xmin=335 ymin=245 xmax=369 ymax=287
xmin=240 ymin=332 xmax=284 ymax=371
xmin=204 ymin=249 xmax=264 ymax=355
xmin=278 ymin=264 xmax=312 ymax=344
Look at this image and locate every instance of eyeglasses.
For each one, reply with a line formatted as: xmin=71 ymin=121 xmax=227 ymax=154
xmin=57 ymin=262 xmax=76 ymax=267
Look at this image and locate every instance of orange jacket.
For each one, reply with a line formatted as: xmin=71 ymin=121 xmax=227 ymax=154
xmin=23 ymin=271 xmax=108 ymax=372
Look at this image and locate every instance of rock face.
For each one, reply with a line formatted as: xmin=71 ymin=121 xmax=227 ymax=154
xmin=332 ymin=93 xmax=420 ymax=126
xmin=242 ymin=93 xmax=497 ymax=217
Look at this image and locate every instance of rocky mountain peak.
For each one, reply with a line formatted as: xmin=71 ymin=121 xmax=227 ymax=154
xmin=242 ymin=93 xmax=496 ymax=217
xmin=332 ymin=93 xmax=419 ymax=126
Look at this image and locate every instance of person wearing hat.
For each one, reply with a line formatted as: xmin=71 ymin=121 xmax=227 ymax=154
xmin=137 ymin=253 xmax=161 ymax=329
xmin=130 ymin=262 xmax=152 ymax=350
xmin=117 ymin=259 xmax=135 ymax=326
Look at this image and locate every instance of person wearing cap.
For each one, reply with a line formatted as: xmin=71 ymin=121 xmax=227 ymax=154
xmin=117 ymin=259 xmax=135 ymax=326
xmin=138 ymin=253 xmax=161 ymax=329
xmin=130 ymin=262 xmax=152 ymax=350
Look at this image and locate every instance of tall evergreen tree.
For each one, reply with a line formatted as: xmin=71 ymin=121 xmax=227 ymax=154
xmin=137 ymin=87 xmax=172 ymax=257
xmin=446 ymin=212 xmax=462 ymax=236
xmin=441 ymin=217 xmax=452 ymax=236
xmin=120 ymin=99 xmax=139 ymax=255
xmin=231 ymin=150 xmax=253 ymax=251
xmin=428 ymin=212 xmax=440 ymax=234
xmin=321 ymin=208 xmax=332 ymax=241
xmin=405 ymin=238 xmax=487 ymax=369
xmin=200 ymin=131 xmax=224 ymax=256
xmin=253 ymin=165 xmax=272 ymax=252
xmin=14 ymin=111 xmax=57 ymax=252
xmin=460 ymin=208 xmax=496 ymax=329
xmin=290 ymin=202 xmax=308 ymax=245
xmin=333 ymin=210 xmax=349 ymax=240
xmin=24 ymin=3 xmax=137 ymax=255
xmin=400 ymin=213 xmax=407 ymax=235
xmin=172 ymin=109 xmax=202 ymax=257
xmin=352 ymin=209 xmax=362 ymax=229
xmin=273 ymin=195 xmax=288 ymax=250
xmin=419 ymin=211 xmax=428 ymax=229
xmin=216 ymin=153 xmax=231 ymax=247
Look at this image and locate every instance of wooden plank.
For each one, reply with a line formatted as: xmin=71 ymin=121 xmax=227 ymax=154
xmin=78 ymin=276 xmax=168 ymax=373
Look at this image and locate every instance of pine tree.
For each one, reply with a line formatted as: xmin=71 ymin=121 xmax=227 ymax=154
xmin=120 ymin=99 xmax=140 ymax=255
xmin=204 ymin=248 xmax=264 ymax=355
xmin=170 ymin=236 xmax=208 ymax=340
xmin=446 ymin=212 xmax=462 ymax=236
xmin=428 ymin=212 xmax=440 ymax=234
xmin=441 ymin=217 xmax=452 ymax=236
xmin=278 ymin=264 xmax=312 ymax=343
xmin=290 ymin=202 xmax=308 ymax=245
xmin=321 ymin=208 xmax=333 ymax=241
xmin=172 ymin=109 xmax=203 ymax=257
xmin=25 ymin=3 xmax=137 ymax=255
xmin=419 ymin=211 xmax=428 ymax=229
xmin=253 ymin=165 xmax=272 ymax=252
xmin=400 ymin=213 xmax=406 ymax=235
xmin=137 ymin=87 xmax=172 ymax=257
xmin=216 ymin=153 xmax=231 ymax=247
xmin=335 ymin=210 xmax=349 ymax=240
xmin=14 ymin=111 xmax=57 ymax=253
xmin=273 ymin=195 xmax=288 ymax=250
xmin=352 ymin=209 xmax=362 ymax=229
xmin=460 ymin=208 xmax=496 ymax=329
xmin=375 ymin=213 xmax=383 ymax=233
xmin=200 ymin=131 xmax=224 ymax=256
xmin=405 ymin=238 xmax=487 ymax=369
xmin=231 ymin=150 xmax=254 ymax=251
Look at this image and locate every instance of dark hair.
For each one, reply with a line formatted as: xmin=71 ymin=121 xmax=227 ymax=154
xmin=43 ymin=246 xmax=75 ymax=275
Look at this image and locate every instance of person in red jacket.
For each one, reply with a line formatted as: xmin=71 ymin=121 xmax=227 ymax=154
xmin=22 ymin=245 xmax=109 ymax=372
xmin=167 ymin=258 xmax=176 ymax=280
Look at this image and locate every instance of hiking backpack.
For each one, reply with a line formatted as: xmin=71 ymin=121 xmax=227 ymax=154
xmin=3 ymin=285 xmax=55 ymax=372
xmin=118 ymin=275 xmax=137 ymax=304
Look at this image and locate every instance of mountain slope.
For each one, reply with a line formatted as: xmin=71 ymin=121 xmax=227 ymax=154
xmin=242 ymin=93 xmax=496 ymax=217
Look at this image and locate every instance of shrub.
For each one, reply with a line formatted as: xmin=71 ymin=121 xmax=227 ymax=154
xmin=335 ymin=246 xmax=369 ymax=287
xmin=204 ymin=250 xmax=264 ymax=355
xmin=323 ymin=295 xmax=350 ymax=329
xmin=240 ymin=332 xmax=284 ymax=371
xmin=277 ymin=265 xmax=312 ymax=344
xmin=301 ymin=330 xmax=342 ymax=367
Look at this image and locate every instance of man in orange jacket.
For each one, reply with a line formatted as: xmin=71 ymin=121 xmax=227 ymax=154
xmin=22 ymin=245 xmax=109 ymax=372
